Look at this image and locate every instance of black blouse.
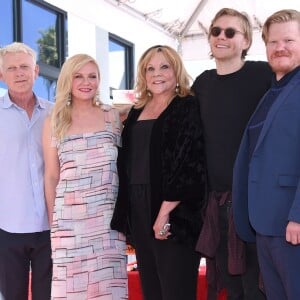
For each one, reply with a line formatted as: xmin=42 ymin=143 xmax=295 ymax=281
xmin=129 ymin=119 xmax=154 ymax=184
xmin=111 ymin=95 xmax=208 ymax=248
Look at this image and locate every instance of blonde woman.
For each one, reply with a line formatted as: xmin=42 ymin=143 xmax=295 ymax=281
xmin=43 ymin=54 xmax=128 ymax=299
xmin=111 ymin=45 xmax=207 ymax=300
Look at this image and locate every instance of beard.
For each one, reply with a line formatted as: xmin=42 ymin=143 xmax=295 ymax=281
xmin=269 ymin=53 xmax=299 ymax=78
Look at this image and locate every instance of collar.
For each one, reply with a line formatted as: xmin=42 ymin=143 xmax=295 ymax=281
xmin=272 ymin=66 xmax=300 ymax=88
xmin=1 ymin=92 xmax=46 ymax=109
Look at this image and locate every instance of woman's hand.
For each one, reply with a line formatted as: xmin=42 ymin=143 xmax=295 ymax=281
xmin=153 ymin=216 xmax=171 ymax=240
xmin=153 ymin=200 xmax=180 ymax=240
xmin=112 ymin=104 xmax=133 ymax=122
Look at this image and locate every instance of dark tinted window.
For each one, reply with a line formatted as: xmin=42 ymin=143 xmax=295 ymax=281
xmin=0 ymin=0 xmax=67 ymax=100
xmin=109 ymin=34 xmax=134 ymax=98
xmin=0 ymin=0 xmax=13 ymax=47
xmin=23 ymin=0 xmax=60 ymax=68
xmin=0 ymin=0 xmax=13 ymax=93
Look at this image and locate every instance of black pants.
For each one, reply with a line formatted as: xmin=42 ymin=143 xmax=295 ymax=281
xmin=129 ymin=185 xmax=201 ymax=300
xmin=209 ymin=203 xmax=265 ymax=300
xmin=0 ymin=229 xmax=52 ymax=300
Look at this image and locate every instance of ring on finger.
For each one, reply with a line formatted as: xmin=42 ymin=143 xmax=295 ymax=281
xmin=159 ymin=229 xmax=165 ymax=236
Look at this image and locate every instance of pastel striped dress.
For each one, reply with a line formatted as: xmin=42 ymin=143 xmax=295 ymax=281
xmin=51 ymin=106 xmax=128 ymax=299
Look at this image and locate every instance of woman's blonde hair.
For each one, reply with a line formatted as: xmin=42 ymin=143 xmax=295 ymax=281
xmin=208 ymin=8 xmax=253 ymax=59
xmin=134 ymin=45 xmax=192 ymax=108
xmin=262 ymin=9 xmax=300 ymax=44
xmin=51 ymin=53 xmax=101 ymax=140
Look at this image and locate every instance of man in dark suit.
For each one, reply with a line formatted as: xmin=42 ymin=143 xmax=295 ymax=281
xmin=233 ymin=9 xmax=300 ymax=300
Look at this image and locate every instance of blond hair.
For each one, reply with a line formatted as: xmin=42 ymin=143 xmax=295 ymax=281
xmin=262 ymin=9 xmax=300 ymax=44
xmin=134 ymin=45 xmax=192 ymax=108
xmin=209 ymin=8 xmax=253 ymax=59
xmin=51 ymin=53 xmax=102 ymax=140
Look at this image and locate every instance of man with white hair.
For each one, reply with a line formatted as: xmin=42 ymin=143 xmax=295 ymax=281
xmin=0 ymin=42 xmax=53 ymax=300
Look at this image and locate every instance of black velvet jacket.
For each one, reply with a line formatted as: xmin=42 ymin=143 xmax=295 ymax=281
xmin=111 ymin=95 xmax=207 ymax=247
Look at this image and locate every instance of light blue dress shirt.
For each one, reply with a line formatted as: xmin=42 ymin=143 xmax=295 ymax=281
xmin=0 ymin=93 xmax=53 ymax=233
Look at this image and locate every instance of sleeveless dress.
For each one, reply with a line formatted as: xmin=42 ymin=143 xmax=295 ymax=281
xmin=51 ymin=106 xmax=128 ymax=300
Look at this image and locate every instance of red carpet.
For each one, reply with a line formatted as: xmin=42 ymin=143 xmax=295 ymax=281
xmin=128 ymin=267 xmax=227 ymax=300
xmin=29 ymin=268 xmax=227 ymax=299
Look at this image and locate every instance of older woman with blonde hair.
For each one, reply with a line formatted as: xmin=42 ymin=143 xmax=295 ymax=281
xmin=111 ymin=45 xmax=207 ymax=300
xmin=43 ymin=53 xmax=128 ymax=299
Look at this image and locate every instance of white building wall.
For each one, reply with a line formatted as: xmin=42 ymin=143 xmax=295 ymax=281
xmin=45 ymin=0 xmax=269 ymax=94
xmin=45 ymin=0 xmax=177 ymax=102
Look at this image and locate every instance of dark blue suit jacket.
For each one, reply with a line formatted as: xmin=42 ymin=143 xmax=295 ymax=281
xmin=232 ymin=69 xmax=300 ymax=242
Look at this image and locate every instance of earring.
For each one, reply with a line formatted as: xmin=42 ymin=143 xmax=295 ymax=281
xmin=175 ymin=83 xmax=179 ymax=94
xmin=95 ymin=91 xmax=101 ymax=106
xmin=66 ymin=93 xmax=71 ymax=106
xmin=146 ymin=88 xmax=152 ymax=97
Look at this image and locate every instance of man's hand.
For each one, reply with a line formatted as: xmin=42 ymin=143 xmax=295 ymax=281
xmin=286 ymin=221 xmax=300 ymax=245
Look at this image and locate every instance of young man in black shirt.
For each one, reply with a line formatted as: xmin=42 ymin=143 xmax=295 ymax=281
xmin=192 ymin=8 xmax=272 ymax=300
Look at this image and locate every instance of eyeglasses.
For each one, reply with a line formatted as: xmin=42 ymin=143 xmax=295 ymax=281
xmin=210 ymin=26 xmax=244 ymax=39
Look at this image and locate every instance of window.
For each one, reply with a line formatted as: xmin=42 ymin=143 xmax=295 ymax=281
xmin=109 ymin=34 xmax=134 ymax=99
xmin=0 ymin=0 xmax=67 ymax=101
xmin=0 ymin=1 xmax=13 ymax=47
xmin=0 ymin=0 xmax=12 ymax=97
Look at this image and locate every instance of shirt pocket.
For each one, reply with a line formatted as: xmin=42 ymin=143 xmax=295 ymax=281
xmin=278 ymin=175 xmax=299 ymax=187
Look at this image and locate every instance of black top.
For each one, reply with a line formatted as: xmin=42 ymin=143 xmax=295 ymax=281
xmin=111 ymin=95 xmax=207 ymax=247
xmin=129 ymin=119 xmax=154 ymax=184
xmin=192 ymin=61 xmax=273 ymax=192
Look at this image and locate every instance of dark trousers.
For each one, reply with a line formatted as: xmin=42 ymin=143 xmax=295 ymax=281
xmin=256 ymin=234 xmax=300 ymax=300
xmin=0 ymin=229 xmax=52 ymax=300
xmin=129 ymin=185 xmax=201 ymax=300
xmin=209 ymin=203 xmax=265 ymax=300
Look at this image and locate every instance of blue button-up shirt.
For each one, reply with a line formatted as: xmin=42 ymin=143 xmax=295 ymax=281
xmin=0 ymin=92 xmax=53 ymax=233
